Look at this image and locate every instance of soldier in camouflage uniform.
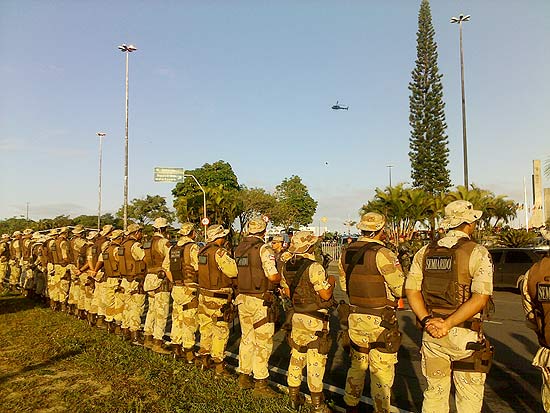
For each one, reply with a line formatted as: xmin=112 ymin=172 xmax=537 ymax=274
xmin=406 ymin=200 xmax=493 ymax=413
xmin=51 ymin=227 xmax=72 ymax=312
xmin=32 ymin=233 xmax=48 ymax=301
xmin=68 ymin=225 xmax=88 ymax=317
xmin=196 ymin=224 xmax=238 ymax=377
xmin=8 ymin=231 xmax=22 ymax=293
xmin=91 ymin=225 xmax=114 ymax=329
xmin=163 ymin=222 xmax=200 ymax=363
xmin=142 ymin=218 xmax=172 ymax=353
xmin=519 ymin=228 xmax=550 ymax=412
xmin=283 ymin=231 xmax=335 ymax=413
xmin=80 ymin=230 xmax=99 ymax=324
xmin=118 ymin=223 xmax=147 ymax=344
xmin=44 ymin=229 xmax=58 ymax=308
xmin=19 ymin=228 xmax=34 ymax=293
xmin=235 ymin=218 xmax=281 ymax=397
xmin=21 ymin=231 xmax=41 ymax=298
xmin=338 ymin=212 xmax=405 ymax=413
xmin=0 ymin=234 xmax=11 ymax=290
xmin=99 ymin=229 xmax=125 ymax=333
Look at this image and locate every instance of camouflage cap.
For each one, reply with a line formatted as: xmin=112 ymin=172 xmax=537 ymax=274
xmin=100 ymin=224 xmax=114 ymax=237
xmin=12 ymin=231 xmax=22 ymax=237
xmin=2 ymin=233 xmax=10 ymax=240
xmin=357 ymin=212 xmax=386 ymax=232
xmin=178 ymin=222 xmax=195 ymax=236
xmin=287 ymin=231 xmax=318 ymax=254
xmin=58 ymin=227 xmax=70 ymax=234
xmin=23 ymin=228 xmax=33 ymax=235
xmin=125 ymin=223 xmax=142 ymax=236
xmin=32 ymin=231 xmax=41 ymax=239
xmin=440 ymin=200 xmax=482 ymax=230
xmin=152 ymin=217 xmax=169 ymax=229
xmin=86 ymin=230 xmax=99 ymax=240
xmin=109 ymin=229 xmax=124 ymax=240
xmin=48 ymin=228 xmax=59 ymax=236
xmin=206 ymin=224 xmax=229 ymax=242
xmin=72 ymin=225 xmax=86 ymax=234
xmin=248 ymin=217 xmax=267 ymax=234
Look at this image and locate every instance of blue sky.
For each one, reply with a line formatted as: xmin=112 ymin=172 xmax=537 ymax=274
xmin=1 ymin=0 xmax=548 ymax=232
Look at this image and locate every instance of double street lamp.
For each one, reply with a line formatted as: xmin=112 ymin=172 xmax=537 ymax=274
xmin=96 ymin=132 xmax=106 ymax=230
xmin=118 ymin=43 xmax=137 ymax=230
xmin=450 ymin=14 xmax=471 ymax=189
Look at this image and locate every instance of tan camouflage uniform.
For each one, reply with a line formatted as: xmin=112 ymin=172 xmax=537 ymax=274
xmin=8 ymin=233 xmax=22 ymax=289
xmin=520 ymin=253 xmax=550 ymax=412
xmin=406 ymin=229 xmax=493 ymax=413
xmin=52 ymin=230 xmax=71 ymax=305
xmin=235 ymin=237 xmax=279 ymax=380
xmin=287 ymin=253 xmax=332 ymax=394
xmin=68 ymin=230 xmax=88 ymax=310
xmin=120 ymin=241 xmax=146 ymax=332
xmin=92 ymin=234 xmax=112 ymax=320
xmin=143 ymin=232 xmax=171 ymax=341
xmin=0 ymin=235 xmax=10 ymax=286
xmin=338 ymin=235 xmax=405 ymax=412
xmin=163 ymin=235 xmax=200 ymax=350
xmin=197 ymin=245 xmax=238 ymax=363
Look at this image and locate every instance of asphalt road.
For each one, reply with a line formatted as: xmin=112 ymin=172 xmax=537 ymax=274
xmin=224 ymin=273 xmax=542 ymax=412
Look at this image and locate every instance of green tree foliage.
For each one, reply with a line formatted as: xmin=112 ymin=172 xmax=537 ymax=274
xmin=172 ymin=161 xmax=242 ymax=228
xmin=496 ymin=228 xmax=537 ymax=247
xmin=116 ymin=195 xmax=175 ymax=226
xmin=237 ymin=187 xmax=276 ymax=233
xmin=270 ymin=175 xmax=317 ymax=231
xmin=408 ymin=0 xmax=451 ymax=194
xmin=71 ymin=214 xmax=122 ymax=229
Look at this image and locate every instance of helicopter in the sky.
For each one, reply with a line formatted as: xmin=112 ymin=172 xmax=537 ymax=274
xmin=331 ymin=100 xmax=349 ymax=110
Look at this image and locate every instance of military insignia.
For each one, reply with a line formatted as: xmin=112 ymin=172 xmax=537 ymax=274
xmin=537 ymin=283 xmax=550 ymax=302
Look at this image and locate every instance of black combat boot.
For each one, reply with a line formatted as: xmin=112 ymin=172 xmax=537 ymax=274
xmin=151 ymin=338 xmax=171 ymax=354
xmin=238 ymin=373 xmax=254 ymax=390
xmin=213 ymin=360 xmax=232 ymax=378
xmin=143 ymin=334 xmax=154 ymax=349
xmin=288 ymin=386 xmax=305 ymax=411
xmin=252 ymin=378 xmax=278 ymax=398
xmin=310 ymin=392 xmax=333 ymax=413
xmin=183 ymin=348 xmax=195 ymax=364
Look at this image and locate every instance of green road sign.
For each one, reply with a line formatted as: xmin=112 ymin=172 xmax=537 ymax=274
xmin=154 ymin=167 xmax=185 ymax=182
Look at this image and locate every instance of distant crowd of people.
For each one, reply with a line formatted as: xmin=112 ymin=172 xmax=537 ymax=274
xmin=1 ymin=202 xmax=549 ymax=413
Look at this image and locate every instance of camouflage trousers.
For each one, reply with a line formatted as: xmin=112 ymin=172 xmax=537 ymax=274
xmin=120 ymin=278 xmax=145 ymax=332
xmin=0 ymin=260 xmax=8 ymax=285
xmin=92 ymin=278 xmax=105 ymax=316
xmin=21 ymin=266 xmax=35 ymax=291
xmin=421 ymin=328 xmax=486 ymax=413
xmin=103 ymin=277 xmax=122 ymax=322
xmin=34 ymin=269 xmax=46 ymax=296
xmin=171 ymin=285 xmax=198 ymax=349
xmin=68 ymin=272 xmax=81 ymax=307
xmin=8 ymin=260 xmax=21 ymax=287
xmin=45 ymin=263 xmax=54 ymax=299
xmin=235 ymin=294 xmax=274 ymax=380
xmin=531 ymin=347 xmax=550 ymax=412
xmin=51 ymin=264 xmax=70 ymax=303
xmin=144 ymin=290 xmax=171 ymax=340
xmin=287 ymin=313 xmax=329 ymax=393
xmin=76 ymin=273 xmax=88 ymax=310
xmin=344 ymin=313 xmax=398 ymax=412
xmin=197 ymin=288 xmax=232 ymax=363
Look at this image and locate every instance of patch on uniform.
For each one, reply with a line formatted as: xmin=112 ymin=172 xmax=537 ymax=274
xmin=393 ymin=257 xmax=401 ymax=267
xmin=425 ymin=256 xmax=452 ymax=272
xmin=198 ymin=255 xmax=207 ymax=265
xmin=269 ymin=254 xmax=275 ymax=261
xmin=537 ymin=283 xmax=550 ymax=302
xmin=236 ymin=256 xmax=248 ymax=267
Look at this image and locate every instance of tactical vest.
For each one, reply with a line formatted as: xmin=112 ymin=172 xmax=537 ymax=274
xmin=44 ymin=239 xmax=55 ymax=265
xmin=51 ymin=238 xmax=67 ymax=265
xmin=527 ymin=257 xmax=550 ymax=348
xmin=117 ymin=239 xmax=146 ymax=276
xmin=143 ymin=235 xmax=166 ymax=273
xmin=70 ymin=237 xmax=88 ymax=267
xmin=343 ymin=241 xmax=396 ymax=308
xmin=0 ymin=241 xmax=10 ymax=260
xmin=89 ymin=236 xmax=107 ymax=269
xmin=102 ymin=243 xmax=121 ymax=277
xmin=169 ymin=242 xmax=198 ymax=285
xmin=198 ymin=243 xmax=232 ymax=290
xmin=9 ymin=239 xmax=21 ymax=259
xmin=285 ymin=257 xmax=332 ymax=313
xmin=235 ymin=236 xmax=272 ymax=295
xmin=21 ymin=237 xmax=32 ymax=260
xmin=36 ymin=243 xmax=48 ymax=268
xmin=421 ymin=237 xmax=477 ymax=314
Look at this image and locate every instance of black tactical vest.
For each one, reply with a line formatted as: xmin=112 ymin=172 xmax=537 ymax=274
xmin=169 ymin=242 xmax=198 ymax=285
xmin=197 ymin=243 xmax=232 ymax=290
xmin=284 ymin=257 xmax=332 ymax=313
xmin=235 ymin=236 xmax=272 ymax=295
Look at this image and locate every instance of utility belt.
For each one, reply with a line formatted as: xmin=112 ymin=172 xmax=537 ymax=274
xmin=200 ymin=288 xmax=235 ymax=323
xmin=200 ymin=288 xmax=232 ymax=300
xmin=286 ymin=311 xmax=331 ymax=355
xmin=248 ymin=291 xmax=279 ymax=330
xmin=451 ymin=338 xmax=494 ymax=373
xmin=181 ymin=296 xmax=199 ymax=311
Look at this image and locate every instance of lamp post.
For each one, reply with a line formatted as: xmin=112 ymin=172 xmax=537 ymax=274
xmin=118 ymin=43 xmax=137 ymax=230
xmin=386 ymin=165 xmax=394 ymax=187
xmin=450 ymin=14 xmax=471 ymax=188
xmin=184 ymin=174 xmax=208 ymax=241
xmin=96 ymin=132 xmax=106 ymax=230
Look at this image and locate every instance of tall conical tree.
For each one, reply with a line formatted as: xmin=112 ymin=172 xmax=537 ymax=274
xmin=408 ymin=0 xmax=451 ymax=194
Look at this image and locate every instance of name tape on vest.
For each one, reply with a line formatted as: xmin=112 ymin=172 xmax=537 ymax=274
xmin=425 ymin=256 xmax=453 ymax=271
xmin=537 ymin=283 xmax=550 ymax=302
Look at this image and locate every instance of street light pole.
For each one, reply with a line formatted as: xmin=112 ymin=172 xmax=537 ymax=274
xmin=451 ymin=14 xmax=471 ymax=189
xmin=96 ymin=132 xmax=106 ymax=230
xmin=386 ymin=165 xmax=394 ymax=187
xmin=118 ymin=43 xmax=137 ymax=230
xmin=184 ymin=174 xmax=208 ymax=241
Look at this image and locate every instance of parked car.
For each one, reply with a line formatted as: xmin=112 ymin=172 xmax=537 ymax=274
xmin=489 ymin=248 xmax=543 ymax=289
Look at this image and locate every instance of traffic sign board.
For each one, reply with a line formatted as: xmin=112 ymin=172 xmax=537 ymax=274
xmin=201 ymin=217 xmax=210 ymax=226
xmin=154 ymin=167 xmax=186 ymax=182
